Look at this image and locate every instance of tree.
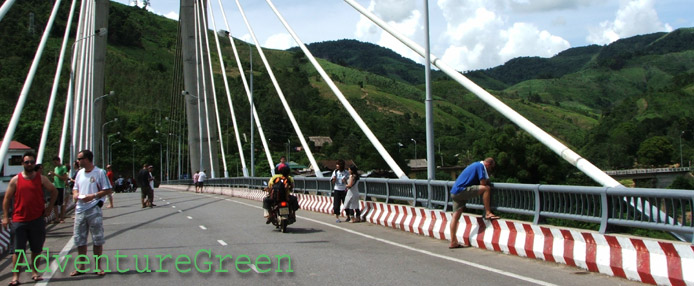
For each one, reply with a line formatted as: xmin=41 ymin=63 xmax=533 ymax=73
xmin=636 ymin=136 xmax=674 ymax=166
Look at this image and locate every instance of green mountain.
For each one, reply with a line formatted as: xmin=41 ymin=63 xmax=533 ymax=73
xmin=1 ymin=0 xmax=693 ymax=186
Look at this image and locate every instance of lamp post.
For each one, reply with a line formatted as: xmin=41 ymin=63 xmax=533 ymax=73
xmin=411 ymin=138 xmax=417 ymax=159
xmin=680 ymin=131 xmax=684 ymax=168
xmin=101 ymin=118 xmax=118 ymax=166
xmin=131 ymin=139 xmax=136 ymax=179
xmin=151 ymin=139 xmax=162 ymax=183
xmin=249 ymin=42 xmax=254 ymax=177
xmin=109 ymin=140 xmax=121 ymax=165
xmin=106 ymin=131 xmax=119 ymax=163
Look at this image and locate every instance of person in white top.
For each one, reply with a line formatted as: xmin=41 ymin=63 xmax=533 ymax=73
xmin=197 ymin=170 xmax=207 ymax=192
xmin=330 ymin=160 xmax=349 ymax=222
xmin=71 ymin=150 xmax=112 ymax=276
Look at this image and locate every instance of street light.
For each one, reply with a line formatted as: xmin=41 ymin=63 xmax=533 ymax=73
xmin=151 ymin=139 xmax=162 ymax=183
xmin=109 ymin=140 xmax=121 ymax=165
xmin=131 ymin=139 xmax=136 ymax=179
xmin=680 ymin=131 xmax=684 ymax=168
xmin=101 ymin=118 xmax=118 ymax=165
xmin=94 ymin=90 xmax=115 ymax=104
xmin=411 ymin=138 xmax=417 ymax=159
xmin=106 ymin=131 xmax=120 ymax=163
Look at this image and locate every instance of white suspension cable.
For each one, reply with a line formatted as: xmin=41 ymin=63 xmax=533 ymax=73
xmin=67 ymin=0 xmax=89 ymax=166
xmin=208 ymin=1 xmax=248 ymax=177
xmin=194 ymin=1 xmax=211 ymax=174
xmin=215 ymin=0 xmax=274 ymax=175
xmin=0 ymin=0 xmax=16 ymax=23
xmin=342 ymin=0 xmax=621 ymax=188
xmin=234 ymin=0 xmax=323 ymax=177
xmin=0 ymin=0 xmax=63 ymax=168
xmin=38 ymin=0 xmax=78 ymax=164
xmin=265 ymin=0 xmax=406 ymax=179
xmin=201 ymin=0 xmax=228 ymax=178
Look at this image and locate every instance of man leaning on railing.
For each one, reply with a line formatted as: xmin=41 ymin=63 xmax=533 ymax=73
xmin=448 ymin=157 xmax=497 ymax=249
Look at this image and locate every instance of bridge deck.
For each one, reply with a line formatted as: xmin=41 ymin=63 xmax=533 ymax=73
xmin=0 ymin=188 xmax=643 ymax=285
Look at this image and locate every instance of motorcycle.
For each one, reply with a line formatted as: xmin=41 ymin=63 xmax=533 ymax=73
xmin=266 ymin=183 xmax=298 ymax=233
xmin=269 ymin=198 xmax=295 ymax=233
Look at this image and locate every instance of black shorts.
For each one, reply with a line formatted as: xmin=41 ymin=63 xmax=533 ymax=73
xmin=11 ymin=217 xmax=46 ymax=253
xmin=54 ymin=188 xmax=64 ymax=206
xmin=197 ymin=182 xmax=204 ymax=187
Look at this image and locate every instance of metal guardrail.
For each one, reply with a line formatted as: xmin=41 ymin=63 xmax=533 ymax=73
xmin=605 ymin=167 xmax=691 ymax=176
xmin=165 ymin=177 xmax=694 ymax=243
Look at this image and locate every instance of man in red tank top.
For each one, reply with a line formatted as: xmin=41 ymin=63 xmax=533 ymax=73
xmin=2 ymin=151 xmax=58 ymax=285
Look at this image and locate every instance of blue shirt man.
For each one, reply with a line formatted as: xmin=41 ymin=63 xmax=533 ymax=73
xmin=448 ymin=157 xmax=497 ymax=249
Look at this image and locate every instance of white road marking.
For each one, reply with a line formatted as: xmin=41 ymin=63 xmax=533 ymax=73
xmin=217 ymin=240 xmax=228 ymax=246
xmin=177 ymin=210 xmax=183 ymax=213
xmin=199 ymin=225 xmax=207 ymax=230
xmin=249 ymin=264 xmax=260 ymax=273
xmin=226 ymin=198 xmax=557 ymax=286
xmin=36 ymin=237 xmax=75 ymax=285
xmin=172 ymin=205 xmax=176 ymax=208
xmin=187 ymin=216 xmax=193 ymax=219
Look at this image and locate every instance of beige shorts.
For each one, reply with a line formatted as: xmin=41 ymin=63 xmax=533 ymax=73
xmin=451 ymin=185 xmax=481 ymax=211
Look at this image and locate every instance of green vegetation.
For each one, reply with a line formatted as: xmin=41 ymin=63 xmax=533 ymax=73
xmin=1 ymin=0 xmax=693 ymax=188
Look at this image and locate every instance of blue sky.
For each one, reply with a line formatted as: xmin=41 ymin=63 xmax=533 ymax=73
xmin=118 ymin=0 xmax=693 ymax=71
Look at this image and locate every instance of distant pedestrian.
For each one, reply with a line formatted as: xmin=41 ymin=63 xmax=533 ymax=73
xmin=105 ymin=165 xmax=115 ymax=208
xmin=71 ymin=149 xmax=112 ymax=276
xmin=197 ymin=169 xmax=207 ymax=193
xmin=147 ymin=165 xmax=156 ymax=206
xmin=137 ymin=164 xmax=153 ymax=208
xmin=448 ymin=157 xmax=497 ymax=249
xmin=193 ymin=170 xmax=200 ymax=193
xmin=2 ymin=151 xmax=58 ymax=285
xmin=343 ymin=165 xmax=362 ymax=223
xmin=330 ymin=159 xmax=349 ymax=223
xmin=275 ymin=156 xmax=287 ymax=171
xmin=48 ymin=156 xmax=69 ymax=223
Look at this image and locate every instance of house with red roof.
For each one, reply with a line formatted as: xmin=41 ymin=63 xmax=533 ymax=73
xmin=1 ymin=141 xmax=34 ymax=177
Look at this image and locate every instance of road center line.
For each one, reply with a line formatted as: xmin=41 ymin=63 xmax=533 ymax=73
xmin=187 ymin=216 xmax=193 ymax=219
xmin=217 ymin=240 xmax=228 ymax=246
xmin=199 ymin=225 xmax=207 ymax=230
xmin=226 ymin=198 xmax=556 ymax=286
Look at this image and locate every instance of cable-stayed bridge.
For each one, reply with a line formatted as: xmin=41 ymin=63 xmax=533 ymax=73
xmin=0 ymin=1 xmax=692 ymax=285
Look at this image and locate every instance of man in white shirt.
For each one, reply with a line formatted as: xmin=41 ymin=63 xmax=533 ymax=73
xmin=71 ymin=150 xmax=112 ymax=276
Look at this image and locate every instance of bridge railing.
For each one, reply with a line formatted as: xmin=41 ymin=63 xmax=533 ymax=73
xmin=165 ymin=177 xmax=694 ymax=242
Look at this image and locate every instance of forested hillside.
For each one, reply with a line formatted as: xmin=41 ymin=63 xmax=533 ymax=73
xmin=1 ymin=1 xmax=693 ymax=188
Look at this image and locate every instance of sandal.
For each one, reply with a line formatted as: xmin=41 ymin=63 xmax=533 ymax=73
xmin=32 ymin=275 xmax=43 ymax=281
xmin=484 ymin=214 xmax=500 ymax=220
xmin=8 ymin=280 xmax=20 ymax=286
xmin=448 ymin=244 xmax=468 ymax=249
xmin=70 ymin=270 xmax=85 ymax=276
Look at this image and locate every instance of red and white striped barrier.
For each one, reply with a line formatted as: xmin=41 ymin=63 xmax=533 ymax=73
xmin=163 ymin=185 xmax=694 ymax=285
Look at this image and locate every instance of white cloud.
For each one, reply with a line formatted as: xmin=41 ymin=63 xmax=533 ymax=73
xmin=587 ymin=0 xmax=673 ymax=45
xmin=164 ymin=11 xmax=179 ymax=20
xmin=437 ymin=0 xmax=570 ymax=71
xmin=507 ymin=0 xmax=598 ymax=13
xmin=354 ymin=0 xmax=422 ymax=63
xmin=263 ymin=33 xmax=295 ymax=50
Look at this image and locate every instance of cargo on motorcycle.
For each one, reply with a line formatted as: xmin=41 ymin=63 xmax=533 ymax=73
xmin=263 ymin=164 xmax=299 ymax=232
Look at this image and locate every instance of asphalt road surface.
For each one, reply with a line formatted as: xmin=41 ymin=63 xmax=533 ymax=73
xmin=0 ymin=188 xmax=644 ymax=285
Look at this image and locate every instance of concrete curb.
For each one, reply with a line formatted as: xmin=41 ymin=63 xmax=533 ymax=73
xmin=168 ymin=185 xmax=694 ymax=285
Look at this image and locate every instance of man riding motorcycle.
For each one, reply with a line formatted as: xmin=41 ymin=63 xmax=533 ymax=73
xmin=263 ymin=164 xmax=298 ymax=228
